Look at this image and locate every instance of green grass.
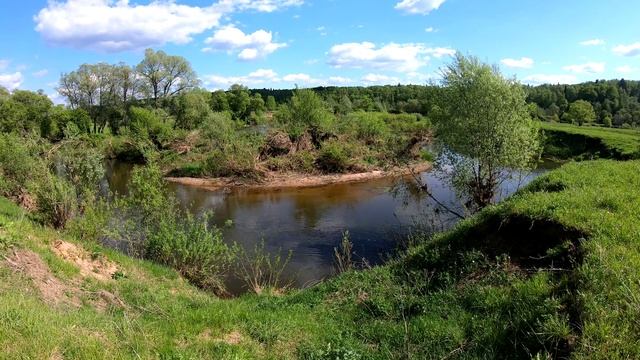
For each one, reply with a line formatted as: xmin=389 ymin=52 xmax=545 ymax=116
xmin=539 ymin=122 xmax=640 ymax=160
xmin=2 ymin=160 xmax=640 ymax=358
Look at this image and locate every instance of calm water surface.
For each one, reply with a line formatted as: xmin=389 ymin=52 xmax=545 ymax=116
xmin=105 ymin=160 xmax=558 ymax=292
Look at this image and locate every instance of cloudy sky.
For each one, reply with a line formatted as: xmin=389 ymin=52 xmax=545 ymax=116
xmin=1 ymin=0 xmax=640 ymax=99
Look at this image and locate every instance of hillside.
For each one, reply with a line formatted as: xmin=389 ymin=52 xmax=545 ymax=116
xmin=2 ymin=160 xmax=640 ymax=359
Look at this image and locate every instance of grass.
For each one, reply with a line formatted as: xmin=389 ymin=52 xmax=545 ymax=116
xmin=1 ymin=160 xmax=640 ymax=358
xmin=539 ymin=122 xmax=640 ymax=160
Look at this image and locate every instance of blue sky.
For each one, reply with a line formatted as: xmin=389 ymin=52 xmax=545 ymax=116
xmin=1 ymin=0 xmax=640 ymax=102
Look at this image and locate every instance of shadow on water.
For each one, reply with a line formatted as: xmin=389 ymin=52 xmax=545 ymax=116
xmin=104 ymin=159 xmax=559 ymax=294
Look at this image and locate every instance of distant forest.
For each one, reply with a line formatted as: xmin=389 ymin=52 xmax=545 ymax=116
xmin=251 ymin=79 xmax=640 ymax=127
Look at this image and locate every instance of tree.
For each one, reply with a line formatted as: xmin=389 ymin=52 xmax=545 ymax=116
xmin=174 ymin=90 xmax=213 ymax=130
xmin=564 ymin=100 xmax=596 ymax=125
xmin=265 ymin=95 xmax=277 ymax=111
xmin=227 ymin=84 xmax=250 ymax=120
xmin=278 ymin=89 xmax=335 ymax=141
xmin=434 ymin=54 xmax=540 ymax=212
xmin=210 ymin=90 xmax=230 ymax=112
xmin=136 ymin=49 xmax=198 ymax=108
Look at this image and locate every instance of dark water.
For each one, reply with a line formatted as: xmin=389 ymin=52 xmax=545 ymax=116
xmin=104 ymin=160 xmax=558 ymax=292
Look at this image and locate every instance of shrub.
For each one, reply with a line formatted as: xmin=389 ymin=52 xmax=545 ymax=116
xmin=316 ymin=141 xmax=350 ymax=173
xmin=146 ymin=213 xmax=237 ymax=294
xmin=0 ymin=133 xmax=46 ymax=198
xmin=34 ymin=175 xmax=78 ymax=229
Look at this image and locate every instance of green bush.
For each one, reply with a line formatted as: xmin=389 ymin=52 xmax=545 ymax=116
xmin=0 ymin=133 xmax=46 ymax=197
xmin=316 ymin=141 xmax=350 ymax=173
xmin=34 ymin=175 xmax=78 ymax=229
xmin=146 ymin=213 xmax=237 ymax=294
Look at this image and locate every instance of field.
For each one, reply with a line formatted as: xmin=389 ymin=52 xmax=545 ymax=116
xmin=2 ymin=160 xmax=640 ymax=359
xmin=540 ymin=122 xmax=640 ymax=160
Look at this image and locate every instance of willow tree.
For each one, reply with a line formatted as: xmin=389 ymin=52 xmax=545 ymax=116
xmin=434 ymin=54 xmax=540 ymax=212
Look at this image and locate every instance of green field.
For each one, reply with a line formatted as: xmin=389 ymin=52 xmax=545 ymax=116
xmin=2 ymin=160 xmax=640 ymax=359
xmin=540 ymin=122 xmax=640 ymax=160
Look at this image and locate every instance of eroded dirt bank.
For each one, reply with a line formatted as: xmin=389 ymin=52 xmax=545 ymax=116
xmin=165 ymin=162 xmax=431 ymax=191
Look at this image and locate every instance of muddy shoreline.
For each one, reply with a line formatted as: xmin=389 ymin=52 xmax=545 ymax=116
xmin=165 ymin=163 xmax=431 ymax=191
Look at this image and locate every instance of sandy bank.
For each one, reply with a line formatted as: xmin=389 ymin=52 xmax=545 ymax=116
xmin=165 ymin=163 xmax=431 ymax=191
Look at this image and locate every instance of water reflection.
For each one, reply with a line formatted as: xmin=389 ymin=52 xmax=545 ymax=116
xmin=105 ymin=160 xmax=558 ymax=291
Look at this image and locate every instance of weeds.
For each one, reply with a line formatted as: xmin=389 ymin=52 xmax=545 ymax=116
xmin=236 ymin=240 xmax=293 ymax=295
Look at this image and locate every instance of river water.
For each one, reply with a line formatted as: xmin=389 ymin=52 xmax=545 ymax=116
xmin=104 ymin=160 xmax=558 ymax=293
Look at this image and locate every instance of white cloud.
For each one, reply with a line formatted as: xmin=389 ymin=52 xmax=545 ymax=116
xmin=562 ymin=62 xmax=605 ymax=74
xmin=34 ymin=0 xmax=302 ymax=53
xmin=580 ymin=39 xmax=605 ymax=46
xmin=613 ymin=42 xmax=640 ymax=57
xmin=616 ymin=65 xmax=636 ymax=74
xmin=500 ymin=57 xmax=534 ymax=69
xmin=328 ymin=42 xmax=454 ymax=72
xmin=0 ymin=72 xmax=23 ymax=91
xmin=203 ymin=25 xmax=286 ymax=60
xmin=425 ymin=27 xmax=436 ymax=33
xmin=522 ymin=74 xmax=578 ymax=85
xmin=327 ymin=76 xmax=352 ymax=85
xmin=362 ymin=73 xmax=400 ymax=84
xmin=282 ymin=73 xmax=311 ymax=82
xmin=395 ymin=0 xmax=445 ymax=15
xmin=203 ymin=68 xmax=280 ymax=89
xmin=35 ymin=0 xmax=224 ymax=52
xmin=217 ymin=0 xmax=303 ymax=13
xmin=32 ymin=69 xmax=49 ymax=78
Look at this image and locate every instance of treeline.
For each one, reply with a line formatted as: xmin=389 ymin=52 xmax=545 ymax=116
xmin=525 ymin=79 xmax=640 ymax=127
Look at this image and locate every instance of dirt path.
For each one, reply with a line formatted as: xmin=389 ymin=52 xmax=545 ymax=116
xmin=165 ymin=163 xmax=431 ymax=191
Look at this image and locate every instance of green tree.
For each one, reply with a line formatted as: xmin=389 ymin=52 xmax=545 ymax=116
xmin=564 ymin=100 xmax=596 ymax=126
xmin=434 ymin=54 xmax=540 ymax=211
xmin=210 ymin=90 xmax=230 ymax=112
xmin=136 ymin=49 xmax=199 ymax=108
xmin=265 ymin=95 xmax=277 ymax=111
xmin=227 ymin=84 xmax=250 ymax=120
xmin=174 ymin=90 xmax=213 ymax=130
xmin=278 ymin=89 xmax=335 ymax=140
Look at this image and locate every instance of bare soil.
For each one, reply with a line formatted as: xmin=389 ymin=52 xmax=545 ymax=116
xmin=166 ymin=162 xmax=431 ymax=191
xmin=52 ymin=240 xmax=119 ymax=282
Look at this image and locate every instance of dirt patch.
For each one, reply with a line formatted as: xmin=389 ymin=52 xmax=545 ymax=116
xmin=91 ymin=290 xmax=127 ymax=312
xmin=219 ymin=331 xmax=244 ymax=345
xmin=3 ymin=249 xmax=80 ymax=307
xmin=166 ymin=162 xmax=431 ymax=191
xmin=52 ymin=240 xmax=118 ymax=282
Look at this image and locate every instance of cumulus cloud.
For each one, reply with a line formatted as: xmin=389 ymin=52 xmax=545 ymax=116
xmin=522 ymin=74 xmax=577 ymax=85
xmin=395 ymin=0 xmax=445 ymax=15
xmin=562 ymin=62 xmax=605 ymax=74
xmin=328 ymin=42 xmax=454 ymax=72
xmin=203 ymin=25 xmax=286 ymax=60
xmin=613 ymin=42 xmax=640 ymax=57
xmin=0 ymin=72 xmax=23 ymax=91
xmin=500 ymin=57 xmax=534 ymax=69
xmin=361 ymin=73 xmax=400 ymax=85
xmin=35 ymin=0 xmax=223 ymax=52
xmin=580 ymin=39 xmax=605 ymax=46
xmin=203 ymin=69 xmax=353 ymax=89
xmin=34 ymin=0 xmax=302 ymax=52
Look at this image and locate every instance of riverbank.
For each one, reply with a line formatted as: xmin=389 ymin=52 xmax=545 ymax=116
xmin=3 ymin=160 xmax=640 ymax=358
xmin=165 ymin=162 xmax=431 ymax=190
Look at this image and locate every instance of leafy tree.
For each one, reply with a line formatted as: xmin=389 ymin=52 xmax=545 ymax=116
xmin=210 ymin=90 xmax=230 ymax=112
xmin=265 ymin=95 xmax=277 ymax=111
xmin=227 ymin=84 xmax=250 ymax=120
xmin=564 ymin=100 xmax=596 ymax=125
xmin=136 ymin=49 xmax=199 ymax=108
xmin=278 ymin=89 xmax=335 ymax=141
xmin=174 ymin=90 xmax=213 ymax=130
xmin=434 ymin=54 xmax=540 ymax=211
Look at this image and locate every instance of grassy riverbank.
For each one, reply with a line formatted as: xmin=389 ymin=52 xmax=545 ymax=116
xmin=540 ymin=122 xmax=640 ymax=160
xmin=2 ymin=160 xmax=640 ymax=358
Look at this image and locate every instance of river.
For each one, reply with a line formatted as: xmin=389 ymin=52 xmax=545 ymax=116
xmin=104 ymin=160 xmax=558 ymax=294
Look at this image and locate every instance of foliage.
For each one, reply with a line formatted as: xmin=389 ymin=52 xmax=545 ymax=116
xmin=33 ymin=175 xmax=78 ymax=229
xmin=236 ymin=240 xmax=292 ymax=295
xmin=434 ymin=54 xmax=541 ymax=211
xmin=173 ymin=89 xmax=213 ymax=130
xmin=0 ymin=133 xmax=46 ymax=197
xmin=278 ymin=89 xmax=336 ymax=140
xmin=316 ymin=140 xmax=350 ymax=173
xmin=563 ymin=100 xmax=597 ymax=125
